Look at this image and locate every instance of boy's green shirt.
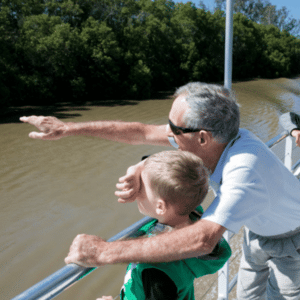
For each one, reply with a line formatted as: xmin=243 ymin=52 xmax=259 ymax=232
xmin=120 ymin=206 xmax=231 ymax=300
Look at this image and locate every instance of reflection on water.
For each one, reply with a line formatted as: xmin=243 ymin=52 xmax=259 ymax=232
xmin=1 ymin=77 xmax=300 ymax=300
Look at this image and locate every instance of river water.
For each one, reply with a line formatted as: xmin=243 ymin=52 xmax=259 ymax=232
xmin=1 ymin=77 xmax=300 ymax=300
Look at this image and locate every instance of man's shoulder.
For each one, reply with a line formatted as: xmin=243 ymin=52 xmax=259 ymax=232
xmin=222 ymin=129 xmax=276 ymax=175
xmin=228 ymin=129 xmax=269 ymax=158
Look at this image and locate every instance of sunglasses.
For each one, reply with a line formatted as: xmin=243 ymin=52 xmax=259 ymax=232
xmin=168 ymin=119 xmax=219 ymax=135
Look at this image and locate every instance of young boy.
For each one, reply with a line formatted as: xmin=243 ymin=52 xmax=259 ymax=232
xmin=97 ymin=150 xmax=231 ymax=300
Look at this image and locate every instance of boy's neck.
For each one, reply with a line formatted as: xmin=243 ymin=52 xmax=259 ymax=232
xmin=161 ymin=214 xmax=194 ymax=229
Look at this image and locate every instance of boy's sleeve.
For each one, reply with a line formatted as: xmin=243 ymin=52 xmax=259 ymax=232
xmin=279 ymin=112 xmax=300 ymax=134
xmin=142 ymin=268 xmax=178 ymax=300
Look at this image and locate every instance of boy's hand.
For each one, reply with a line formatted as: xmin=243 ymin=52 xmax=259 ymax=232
xmin=96 ymin=296 xmax=114 ymax=300
xmin=292 ymin=129 xmax=300 ymax=147
xmin=20 ymin=116 xmax=68 ymax=140
xmin=115 ymin=161 xmax=144 ymax=203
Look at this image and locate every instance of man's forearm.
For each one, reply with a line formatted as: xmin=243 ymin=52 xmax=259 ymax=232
xmin=66 ymin=121 xmax=163 ymax=145
xmin=97 ymin=219 xmax=226 ymax=265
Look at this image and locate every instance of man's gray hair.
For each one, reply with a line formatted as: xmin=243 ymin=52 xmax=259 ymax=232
xmin=175 ymin=82 xmax=240 ymax=143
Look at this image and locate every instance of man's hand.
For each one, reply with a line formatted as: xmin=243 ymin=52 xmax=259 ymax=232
xmin=115 ymin=161 xmax=144 ymax=203
xmin=65 ymin=234 xmax=107 ymax=267
xmin=292 ymin=129 xmax=300 ymax=147
xmin=20 ymin=116 xmax=68 ymax=140
xmin=96 ymin=296 xmax=114 ymax=300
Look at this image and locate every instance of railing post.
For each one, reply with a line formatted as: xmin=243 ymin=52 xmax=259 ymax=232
xmin=217 ymin=231 xmax=230 ymax=300
xmin=224 ymin=0 xmax=234 ymax=90
xmin=285 ymin=135 xmax=293 ymax=171
xmin=220 ymin=0 xmax=234 ymax=293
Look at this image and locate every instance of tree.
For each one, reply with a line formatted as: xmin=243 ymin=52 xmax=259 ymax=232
xmin=232 ymin=13 xmax=262 ymax=79
xmin=213 ymin=0 xmax=300 ymax=37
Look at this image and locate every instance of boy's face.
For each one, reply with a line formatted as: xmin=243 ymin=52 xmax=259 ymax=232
xmin=136 ymin=168 xmax=160 ymax=219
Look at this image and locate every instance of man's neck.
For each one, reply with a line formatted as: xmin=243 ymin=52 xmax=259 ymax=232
xmin=205 ymin=142 xmax=228 ymax=173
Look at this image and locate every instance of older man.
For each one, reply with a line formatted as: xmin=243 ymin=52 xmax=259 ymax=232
xmin=21 ymin=83 xmax=300 ymax=300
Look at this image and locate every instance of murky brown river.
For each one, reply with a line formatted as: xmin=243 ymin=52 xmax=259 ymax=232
xmin=1 ymin=77 xmax=300 ymax=300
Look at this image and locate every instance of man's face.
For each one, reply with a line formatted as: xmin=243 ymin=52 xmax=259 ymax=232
xmin=167 ymin=95 xmax=200 ymax=156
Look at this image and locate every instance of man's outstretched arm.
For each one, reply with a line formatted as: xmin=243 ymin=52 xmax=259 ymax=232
xmin=20 ymin=116 xmax=170 ymax=146
xmin=64 ymin=219 xmax=226 ymax=267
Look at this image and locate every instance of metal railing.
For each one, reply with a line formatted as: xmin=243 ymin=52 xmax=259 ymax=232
xmin=12 ymin=130 xmax=300 ymax=300
xmin=12 ymin=216 xmax=153 ymax=300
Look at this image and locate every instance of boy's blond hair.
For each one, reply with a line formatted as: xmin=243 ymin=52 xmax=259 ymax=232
xmin=144 ymin=151 xmax=209 ymax=215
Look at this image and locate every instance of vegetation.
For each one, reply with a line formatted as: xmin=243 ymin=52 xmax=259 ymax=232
xmin=1 ymin=0 xmax=300 ymax=107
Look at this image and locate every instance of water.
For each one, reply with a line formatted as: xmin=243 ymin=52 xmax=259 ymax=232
xmin=1 ymin=77 xmax=300 ymax=300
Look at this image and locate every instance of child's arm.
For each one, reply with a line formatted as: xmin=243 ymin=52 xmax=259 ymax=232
xmin=142 ymin=269 xmax=178 ymax=300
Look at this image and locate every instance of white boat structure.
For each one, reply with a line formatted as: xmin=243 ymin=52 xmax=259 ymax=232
xmin=11 ymin=0 xmax=300 ymax=299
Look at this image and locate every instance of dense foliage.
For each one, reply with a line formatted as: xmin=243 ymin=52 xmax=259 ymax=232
xmin=1 ymin=0 xmax=300 ymax=107
xmin=212 ymin=0 xmax=300 ymax=36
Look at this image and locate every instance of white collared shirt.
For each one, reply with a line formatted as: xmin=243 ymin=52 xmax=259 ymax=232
xmin=202 ymin=129 xmax=300 ymax=236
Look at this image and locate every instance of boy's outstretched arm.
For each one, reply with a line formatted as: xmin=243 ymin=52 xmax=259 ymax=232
xmin=20 ymin=115 xmax=170 ymax=146
xmin=64 ymin=219 xmax=226 ymax=267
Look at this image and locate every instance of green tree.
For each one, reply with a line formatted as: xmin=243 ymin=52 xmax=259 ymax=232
xmin=172 ymin=3 xmax=224 ymax=83
xmin=0 ymin=0 xmax=299 ymax=107
xmin=232 ymin=13 xmax=262 ymax=79
xmin=80 ymin=17 xmax=122 ymax=99
xmin=213 ymin=0 xmax=300 ymax=37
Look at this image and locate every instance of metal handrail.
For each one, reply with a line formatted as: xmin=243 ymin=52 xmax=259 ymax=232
xmin=12 ymin=216 xmax=153 ymax=300
xmin=265 ymin=131 xmax=289 ymax=148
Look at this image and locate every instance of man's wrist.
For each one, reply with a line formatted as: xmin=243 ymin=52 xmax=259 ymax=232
xmin=64 ymin=122 xmax=90 ymax=137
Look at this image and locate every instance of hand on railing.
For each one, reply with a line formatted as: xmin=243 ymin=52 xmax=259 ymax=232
xmin=65 ymin=234 xmax=108 ymax=267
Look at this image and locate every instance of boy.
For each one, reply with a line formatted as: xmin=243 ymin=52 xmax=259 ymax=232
xmin=97 ymin=151 xmax=231 ymax=300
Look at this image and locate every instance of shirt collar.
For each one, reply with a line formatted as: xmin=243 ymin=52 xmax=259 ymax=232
xmin=210 ymin=131 xmax=242 ymax=186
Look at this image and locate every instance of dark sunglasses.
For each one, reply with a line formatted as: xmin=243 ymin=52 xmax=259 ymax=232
xmin=168 ymin=119 xmax=219 ymax=135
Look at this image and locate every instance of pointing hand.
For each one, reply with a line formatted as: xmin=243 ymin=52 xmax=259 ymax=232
xmin=20 ymin=116 xmax=68 ymax=140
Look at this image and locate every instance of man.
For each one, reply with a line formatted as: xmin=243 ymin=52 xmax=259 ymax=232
xmin=20 ymin=82 xmax=300 ymax=299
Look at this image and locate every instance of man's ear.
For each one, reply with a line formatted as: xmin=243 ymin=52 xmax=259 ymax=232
xmin=156 ymin=199 xmax=167 ymax=216
xmin=198 ymin=130 xmax=212 ymax=146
